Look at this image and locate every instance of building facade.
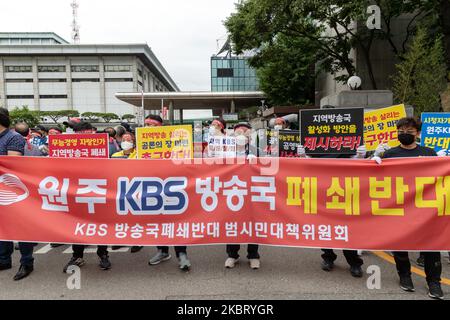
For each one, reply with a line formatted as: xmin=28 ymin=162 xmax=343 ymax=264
xmin=0 ymin=33 xmax=178 ymax=119
xmin=211 ymin=55 xmax=259 ymax=92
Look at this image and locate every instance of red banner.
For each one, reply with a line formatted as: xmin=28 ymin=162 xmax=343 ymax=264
xmin=0 ymin=156 xmax=450 ymax=251
xmin=48 ymin=133 xmax=109 ymax=158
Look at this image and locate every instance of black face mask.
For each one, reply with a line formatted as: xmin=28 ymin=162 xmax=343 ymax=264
xmin=398 ymin=133 xmax=416 ymax=146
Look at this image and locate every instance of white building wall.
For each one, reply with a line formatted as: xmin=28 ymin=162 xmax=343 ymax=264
xmin=72 ymin=82 xmax=102 ymax=114
xmin=7 ymin=99 xmax=34 ymax=110
xmin=40 ymin=99 xmax=68 ymax=111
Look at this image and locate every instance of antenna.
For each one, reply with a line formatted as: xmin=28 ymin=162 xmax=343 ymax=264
xmin=71 ymin=0 xmax=80 ymax=44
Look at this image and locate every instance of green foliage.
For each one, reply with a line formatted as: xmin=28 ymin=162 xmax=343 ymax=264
xmin=40 ymin=110 xmax=80 ymax=123
xmin=121 ymin=114 xmax=136 ymax=122
xmin=98 ymin=113 xmax=120 ymax=123
xmin=81 ymin=112 xmax=100 ymax=121
xmin=392 ymin=27 xmax=447 ymax=113
xmin=224 ymin=0 xmax=445 ymax=105
xmin=9 ymin=106 xmax=41 ymax=128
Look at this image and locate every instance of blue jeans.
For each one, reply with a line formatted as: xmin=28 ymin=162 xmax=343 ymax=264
xmin=0 ymin=241 xmax=35 ymax=267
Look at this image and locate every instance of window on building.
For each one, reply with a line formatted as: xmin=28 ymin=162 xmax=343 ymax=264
xmin=39 ymin=79 xmax=67 ymax=83
xmin=39 ymin=95 xmax=68 ymax=99
xmin=217 ymin=68 xmax=234 ymax=78
xmin=105 ymin=65 xmax=132 ymax=72
xmin=38 ymin=66 xmax=66 ymax=73
xmin=72 ymin=78 xmax=100 ymax=82
xmin=71 ymin=65 xmax=99 ymax=72
xmin=7 ymin=95 xmax=34 ymax=99
xmin=5 ymin=66 xmax=33 ymax=73
xmin=138 ymin=69 xmax=143 ymax=77
xmin=105 ymin=78 xmax=133 ymax=82
xmin=5 ymin=79 xmax=33 ymax=83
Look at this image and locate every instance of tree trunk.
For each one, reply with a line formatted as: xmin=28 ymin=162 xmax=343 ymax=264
xmin=440 ymin=0 xmax=450 ymax=70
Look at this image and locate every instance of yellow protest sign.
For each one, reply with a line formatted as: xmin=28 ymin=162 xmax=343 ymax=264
xmin=136 ymin=125 xmax=193 ymax=159
xmin=364 ymin=104 xmax=407 ymax=151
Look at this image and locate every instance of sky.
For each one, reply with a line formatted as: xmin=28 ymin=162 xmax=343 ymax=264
xmin=0 ymin=0 xmax=238 ymax=92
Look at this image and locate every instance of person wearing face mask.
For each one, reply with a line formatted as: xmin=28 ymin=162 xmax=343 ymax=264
xmin=110 ymin=133 xmax=144 ymax=254
xmin=206 ymin=119 xmax=227 ymax=158
xmin=146 ymin=118 xmax=192 ymax=271
xmin=224 ymin=123 xmax=261 ymax=270
xmin=273 ymin=117 xmax=291 ymax=131
xmin=374 ymin=117 xmax=443 ymax=300
xmin=63 ymin=121 xmax=112 ymax=273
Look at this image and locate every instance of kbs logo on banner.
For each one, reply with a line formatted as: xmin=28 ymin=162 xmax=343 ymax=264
xmin=116 ymin=177 xmax=188 ymax=215
xmin=0 ymin=174 xmax=29 ymax=206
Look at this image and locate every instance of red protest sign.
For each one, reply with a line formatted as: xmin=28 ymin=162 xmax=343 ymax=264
xmin=48 ymin=133 xmax=109 ymax=159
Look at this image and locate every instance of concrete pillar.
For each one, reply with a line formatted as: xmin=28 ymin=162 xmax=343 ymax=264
xmin=230 ymin=100 xmax=236 ymax=114
xmin=169 ymin=100 xmax=174 ymax=125
xmin=179 ymin=109 xmax=184 ymax=124
xmin=0 ymin=59 xmax=6 ymax=109
xmin=99 ymin=57 xmax=107 ymax=113
xmin=32 ymin=58 xmax=40 ymax=111
xmin=66 ymin=58 xmax=73 ymax=110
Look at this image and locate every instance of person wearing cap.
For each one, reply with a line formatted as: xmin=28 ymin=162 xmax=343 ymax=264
xmin=225 ymin=122 xmax=261 ymax=270
xmin=147 ymin=115 xmax=192 ymax=271
xmin=63 ymin=121 xmax=112 ymax=273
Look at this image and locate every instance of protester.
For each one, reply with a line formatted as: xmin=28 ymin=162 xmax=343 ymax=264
xmin=63 ymin=121 xmax=112 ymax=273
xmin=315 ymin=150 xmax=364 ymax=277
xmin=14 ymin=122 xmax=45 ymax=157
xmin=104 ymin=127 xmax=120 ymax=157
xmin=48 ymin=127 xmax=63 ymax=135
xmin=0 ymin=108 xmax=36 ymax=281
xmin=146 ymin=117 xmax=192 ymax=271
xmin=114 ymin=125 xmax=127 ymax=144
xmin=225 ymin=122 xmax=261 ymax=270
xmin=374 ymin=117 xmax=444 ymax=300
xmin=110 ymin=132 xmax=142 ymax=254
xmin=144 ymin=114 xmax=164 ymax=127
xmin=274 ymin=117 xmax=289 ymax=131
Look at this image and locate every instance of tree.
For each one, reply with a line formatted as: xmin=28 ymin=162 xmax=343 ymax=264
xmin=224 ymin=0 xmax=445 ymax=104
xmin=81 ymin=112 xmax=100 ymax=121
xmin=9 ymin=106 xmax=41 ymax=128
xmin=40 ymin=110 xmax=80 ymax=123
xmin=121 ymin=114 xmax=136 ymax=122
xmin=392 ymin=27 xmax=447 ymax=113
xmin=98 ymin=113 xmax=120 ymax=123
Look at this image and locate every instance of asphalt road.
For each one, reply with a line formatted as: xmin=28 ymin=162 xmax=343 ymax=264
xmin=0 ymin=244 xmax=449 ymax=300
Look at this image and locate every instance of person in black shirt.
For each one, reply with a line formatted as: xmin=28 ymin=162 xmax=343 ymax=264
xmin=377 ymin=117 xmax=443 ymax=300
xmin=312 ymin=154 xmax=364 ymax=277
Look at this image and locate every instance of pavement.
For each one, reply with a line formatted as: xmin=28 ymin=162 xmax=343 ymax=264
xmin=0 ymin=244 xmax=449 ymax=300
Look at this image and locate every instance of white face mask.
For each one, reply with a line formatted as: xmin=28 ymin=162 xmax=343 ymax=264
xmin=236 ymin=135 xmax=247 ymax=146
xmin=274 ymin=125 xmax=283 ymax=131
xmin=121 ymin=141 xmax=134 ymax=151
xmin=209 ymin=127 xmax=218 ymax=135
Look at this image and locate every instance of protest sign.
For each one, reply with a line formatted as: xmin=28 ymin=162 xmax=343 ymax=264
xmin=421 ymin=112 xmax=450 ymax=153
xmin=48 ymin=133 xmax=109 ymax=159
xmin=258 ymin=129 xmax=301 ymax=157
xmin=364 ymin=104 xmax=407 ymax=151
xmin=136 ymin=125 xmax=193 ymax=160
xmin=300 ymin=108 xmax=364 ymax=155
